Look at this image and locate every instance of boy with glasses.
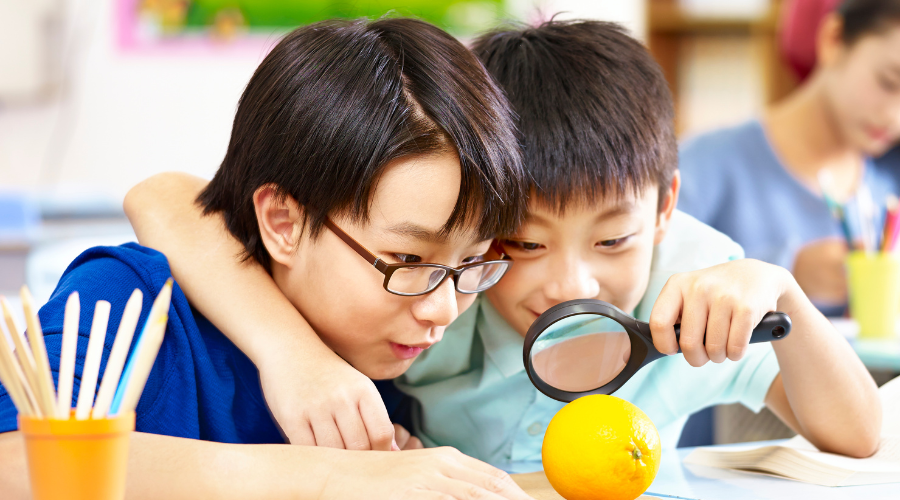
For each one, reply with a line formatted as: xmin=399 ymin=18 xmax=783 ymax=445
xmin=0 ymin=18 xmax=534 ymax=500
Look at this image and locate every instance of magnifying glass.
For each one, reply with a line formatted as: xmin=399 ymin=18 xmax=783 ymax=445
xmin=523 ymin=299 xmax=791 ymax=402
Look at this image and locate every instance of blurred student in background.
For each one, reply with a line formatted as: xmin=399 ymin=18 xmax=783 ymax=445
xmin=678 ymin=0 xmax=900 ymax=315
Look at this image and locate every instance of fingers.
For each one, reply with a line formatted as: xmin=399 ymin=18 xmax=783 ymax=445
xmin=360 ymin=390 xmax=395 ymax=451
xmin=437 ymin=452 xmax=533 ymax=500
xmin=679 ymin=286 xmax=710 ymax=367
xmin=406 ymin=436 xmax=424 ymax=450
xmin=648 ymin=276 xmax=683 ymax=355
xmin=310 ymin=414 xmax=345 ymax=449
xmin=704 ymin=301 xmax=732 ymax=364
xmin=335 ymin=406 xmax=373 ymax=450
xmin=394 ymin=423 xmax=411 ymax=449
xmin=433 ymin=478 xmax=527 ymax=500
xmin=393 ymin=423 xmax=424 ymax=450
xmin=283 ymin=419 xmax=317 ymax=446
xmin=726 ymin=305 xmax=756 ymax=361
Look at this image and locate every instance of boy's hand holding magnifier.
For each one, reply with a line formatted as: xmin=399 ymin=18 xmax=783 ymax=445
xmin=524 ymin=259 xmax=795 ymax=401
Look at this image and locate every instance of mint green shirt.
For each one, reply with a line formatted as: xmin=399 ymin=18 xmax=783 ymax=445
xmin=395 ymin=211 xmax=781 ymax=473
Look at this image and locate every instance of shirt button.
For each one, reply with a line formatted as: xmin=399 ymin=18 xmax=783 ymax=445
xmin=527 ymin=422 xmax=543 ymax=436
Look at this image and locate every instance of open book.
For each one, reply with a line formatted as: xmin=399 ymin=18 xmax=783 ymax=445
xmin=683 ymin=376 xmax=900 ymax=487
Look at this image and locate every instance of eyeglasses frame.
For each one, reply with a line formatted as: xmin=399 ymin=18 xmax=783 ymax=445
xmin=324 ymin=218 xmax=513 ymax=297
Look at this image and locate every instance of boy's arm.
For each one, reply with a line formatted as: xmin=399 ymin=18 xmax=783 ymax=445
xmin=649 ymin=259 xmax=881 ymax=458
xmin=762 ymin=286 xmax=881 ymax=457
xmin=123 ymin=173 xmax=394 ymax=451
xmin=0 ymin=431 xmax=533 ymax=500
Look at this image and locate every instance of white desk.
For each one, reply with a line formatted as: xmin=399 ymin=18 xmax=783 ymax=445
xmin=648 ymin=441 xmax=898 ymax=500
xmin=513 ymin=441 xmax=899 ymax=500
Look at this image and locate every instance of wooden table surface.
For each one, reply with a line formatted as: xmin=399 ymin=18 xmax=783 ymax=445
xmin=512 ymin=472 xmax=666 ymax=500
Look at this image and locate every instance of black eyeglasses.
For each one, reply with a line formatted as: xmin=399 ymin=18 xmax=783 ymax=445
xmin=523 ymin=299 xmax=792 ymax=402
xmin=324 ymin=218 xmax=513 ymax=297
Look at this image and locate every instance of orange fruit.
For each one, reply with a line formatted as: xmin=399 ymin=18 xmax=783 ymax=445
xmin=542 ymin=395 xmax=661 ymax=500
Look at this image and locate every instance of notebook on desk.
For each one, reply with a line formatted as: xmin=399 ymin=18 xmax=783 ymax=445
xmin=684 ymin=376 xmax=900 ymax=487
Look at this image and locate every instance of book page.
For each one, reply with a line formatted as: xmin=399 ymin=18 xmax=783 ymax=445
xmin=880 ymin=376 xmax=900 ymax=436
xmin=871 ymin=435 xmax=900 ymax=462
xmin=686 ymin=375 xmax=900 ymax=475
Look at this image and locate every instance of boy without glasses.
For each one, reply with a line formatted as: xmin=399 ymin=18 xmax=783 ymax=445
xmin=393 ymin=20 xmax=879 ymax=471
xmin=125 ymin=20 xmax=882 ymax=473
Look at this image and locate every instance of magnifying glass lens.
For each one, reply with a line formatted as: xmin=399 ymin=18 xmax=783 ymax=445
xmin=530 ymin=314 xmax=631 ymax=392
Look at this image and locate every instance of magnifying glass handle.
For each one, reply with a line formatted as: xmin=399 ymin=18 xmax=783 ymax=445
xmin=673 ymin=311 xmax=791 ymax=347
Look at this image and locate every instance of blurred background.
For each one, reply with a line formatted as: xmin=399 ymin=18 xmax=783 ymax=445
xmin=0 ymin=0 xmax=867 ymax=447
xmin=0 ymin=0 xmax=795 ymax=300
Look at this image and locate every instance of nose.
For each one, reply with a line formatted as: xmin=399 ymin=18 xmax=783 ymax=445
xmin=543 ymin=254 xmax=601 ymax=303
xmin=410 ymin=276 xmax=459 ymax=335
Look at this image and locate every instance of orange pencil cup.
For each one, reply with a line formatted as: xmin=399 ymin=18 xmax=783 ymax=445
xmin=18 ymin=411 xmax=134 ymax=500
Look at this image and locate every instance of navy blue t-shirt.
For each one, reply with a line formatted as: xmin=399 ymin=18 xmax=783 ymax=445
xmin=0 ymin=243 xmax=409 ymax=440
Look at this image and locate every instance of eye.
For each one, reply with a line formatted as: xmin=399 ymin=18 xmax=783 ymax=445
xmin=878 ymin=74 xmax=900 ymax=92
xmin=501 ymin=240 xmax=544 ymax=252
xmin=391 ymin=253 xmax=422 ymax=264
xmin=597 ymin=236 xmax=630 ymax=249
xmin=462 ymin=254 xmax=485 ymax=265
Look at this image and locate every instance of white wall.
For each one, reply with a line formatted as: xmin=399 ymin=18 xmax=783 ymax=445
xmin=0 ymin=0 xmax=267 ymax=200
xmin=0 ymin=0 xmax=648 ymax=202
xmin=507 ymin=0 xmax=646 ymax=40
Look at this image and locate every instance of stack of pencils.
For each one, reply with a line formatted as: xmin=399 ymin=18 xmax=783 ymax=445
xmin=880 ymin=197 xmax=900 ymax=253
xmin=0 ymin=279 xmax=173 ymax=419
xmin=821 ymin=173 xmax=900 ymax=254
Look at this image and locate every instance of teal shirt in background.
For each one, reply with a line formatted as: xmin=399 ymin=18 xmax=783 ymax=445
xmin=395 ymin=211 xmax=782 ymax=473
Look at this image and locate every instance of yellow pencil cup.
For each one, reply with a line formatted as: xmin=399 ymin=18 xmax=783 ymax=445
xmin=18 ymin=411 xmax=134 ymax=500
xmin=847 ymin=251 xmax=900 ymax=339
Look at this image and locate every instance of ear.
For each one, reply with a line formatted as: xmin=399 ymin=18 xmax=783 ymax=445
xmin=254 ymin=184 xmax=303 ymax=268
xmin=654 ymin=170 xmax=680 ymax=246
xmin=816 ymin=13 xmax=847 ymax=70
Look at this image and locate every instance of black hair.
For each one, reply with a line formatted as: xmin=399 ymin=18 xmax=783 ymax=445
xmin=199 ymin=17 xmax=526 ymax=271
xmin=471 ymin=19 xmax=676 ymax=212
xmin=839 ymin=0 xmax=900 ymax=44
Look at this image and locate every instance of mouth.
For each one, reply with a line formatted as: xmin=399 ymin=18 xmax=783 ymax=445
xmin=865 ymin=125 xmax=890 ymax=143
xmin=389 ymin=342 xmax=432 ymax=360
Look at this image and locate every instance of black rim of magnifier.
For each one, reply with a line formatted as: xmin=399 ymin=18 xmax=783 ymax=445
xmin=524 ymin=300 xmax=792 ymax=402
xmin=523 ymin=300 xmax=657 ymax=403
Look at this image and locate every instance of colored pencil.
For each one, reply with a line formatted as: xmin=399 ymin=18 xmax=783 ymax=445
xmin=92 ymin=290 xmax=142 ymax=419
xmin=2 ymin=296 xmax=44 ymax=417
xmin=75 ymin=301 xmax=110 ymax=420
xmin=20 ymin=286 xmax=58 ymax=417
xmin=1 ymin=283 xmax=170 ymax=421
xmin=888 ymin=196 xmax=900 ymax=252
xmin=56 ymin=292 xmax=80 ymax=418
xmin=0 ymin=320 xmax=31 ymax=416
xmin=858 ymin=183 xmax=878 ymax=251
xmin=823 ymin=193 xmax=855 ymax=250
xmin=109 ymin=279 xmax=172 ymax=416
xmin=115 ymin=313 xmax=167 ymax=416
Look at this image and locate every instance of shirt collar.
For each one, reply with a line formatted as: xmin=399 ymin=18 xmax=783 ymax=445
xmin=476 ymin=296 xmax=528 ymax=378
